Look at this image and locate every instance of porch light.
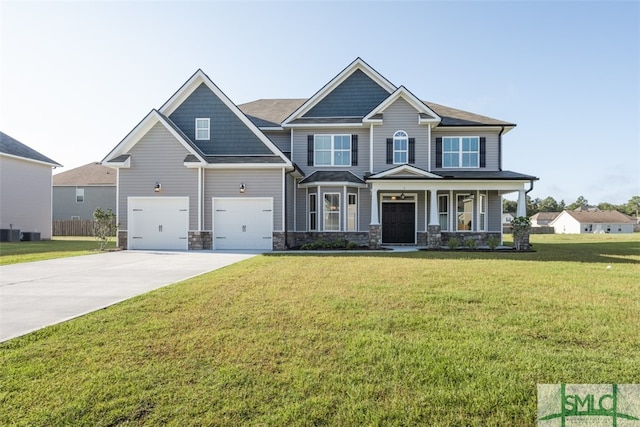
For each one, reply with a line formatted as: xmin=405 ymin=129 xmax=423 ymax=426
xmin=154 ymin=182 xmax=161 ymax=192
xmin=240 ymin=183 xmax=246 ymax=193
xmin=400 ymin=192 xmax=406 ymax=200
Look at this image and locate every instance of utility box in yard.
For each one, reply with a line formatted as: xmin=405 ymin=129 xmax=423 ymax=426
xmin=21 ymin=232 xmax=41 ymax=241
xmin=0 ymin=229 xmax=21 ymax=242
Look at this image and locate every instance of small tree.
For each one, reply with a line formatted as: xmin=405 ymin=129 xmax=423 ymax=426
xmin=511 ymin=216 xmax=531 ymax=251
xmin=93 ymin=208 xmax=117 ymax=250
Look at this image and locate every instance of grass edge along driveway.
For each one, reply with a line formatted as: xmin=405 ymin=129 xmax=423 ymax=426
xmin=1 ymin=234 xmax=639 ymax=426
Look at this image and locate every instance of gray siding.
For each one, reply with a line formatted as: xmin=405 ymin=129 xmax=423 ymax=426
xmin=488 ymin=191 xmax=502 ymax=232
xmin=118 ymin=123 xmax=199 ymax=230
xmin=53 ymin=186 xmax=116 ymax=220
xmin=431 ymin=130 xmax=500 ymax=172
xmin=295 ymin=187 xmax=309 ymax=231
xmin=304 ymin=69 xmax=391 ymax=118
xmin=169 ymin=83 xmax=271 ymax=155
xmin=291 ymin=128 xmax=370 ymax=178
xmin=204 ymin=168 xmax=284 ymax=231
xmin=285 ymin=174 xmax=295 ymax=230
xmin=373 ymin=98 xmax=430 ymax=172
xmin=295 ymin=185 xmax=370 ymax=232
xmin=0 ymin=156 xmax=54 ymax=239
xmin=263 ymin=130 xmax=291 ymax=157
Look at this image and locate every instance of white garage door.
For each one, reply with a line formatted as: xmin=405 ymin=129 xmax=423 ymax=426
xmin=213 ymin=198 xmax=273 ymax=250
xmin=129 ymin=197 xmax=189 ymax=250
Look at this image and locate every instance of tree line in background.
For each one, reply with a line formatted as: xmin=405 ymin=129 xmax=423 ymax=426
xmin=503 ymin=195 xmax=640 ymax=217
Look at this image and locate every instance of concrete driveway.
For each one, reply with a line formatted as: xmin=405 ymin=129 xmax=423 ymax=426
xmin=0 ymin=250 xmax=260 ymax=342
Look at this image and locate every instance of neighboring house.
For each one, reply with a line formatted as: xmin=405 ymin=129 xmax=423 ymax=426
xmin=0 ymin=131 xmax=62 ymax=240
xmin=549 ymin=210 xmax=635 ymax=234
xmin=102 ymin=58 xmax=538 ymax=250
xmin=530 ymin=212 xmax=560 ymax=227
xmin=502 ymin=212 xmax=515 ymax=225
xmin=52 ymin=162 xmax=116 ymax=220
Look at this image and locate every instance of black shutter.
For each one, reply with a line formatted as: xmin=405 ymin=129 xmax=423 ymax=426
xmin=307 ymin=135 xmax=314 ymax=166
xmin=351 ymin=135 xmax=358 ymax=166
xmin=479 ymin=137 xmax=486 ymax=168
xmin=386 ymin=138 xmax=393 ymax=164
xmin=408 ymin=138 xmax=415 ymax=163
xmin=435 ymin=137 xmax=442 ymax=168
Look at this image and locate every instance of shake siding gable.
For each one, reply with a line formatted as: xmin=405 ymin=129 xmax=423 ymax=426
xmin=204 ymin=169 xmax=284 ymax=231
xmin=169 ymin=83 xmax=271 ymax=155
xmin=304 ymin=69 xmax=391 ymax=118
xmin=374 ymin=98 xmax=429 ymax=172
xmin=118 ymin=123 xmax=198 ymax=230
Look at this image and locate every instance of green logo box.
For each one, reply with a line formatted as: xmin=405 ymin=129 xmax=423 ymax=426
xmin=538 ymin=384 xmax=640 ymax=426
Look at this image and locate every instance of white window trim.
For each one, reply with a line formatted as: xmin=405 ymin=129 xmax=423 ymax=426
xmin=323 ymin=192 xmax=341 ymax=231
xmin=443 ymin=136 xmax=479 ymax=168
xmin=309 ymin=193 xmax=317 ymax=231
xmin=195 ymin=118 xmax=210 ymax=141
xmin=438 ymin=194 xmax=449 ymax=231
xmin=478 ymin=193 xmax=487 ymax=232
xmin=347 ymin=192 xmax=358 ymax=231
xmin=393 ymin=130 xmax=408 ymax=164
xmin=456 ymin=194 xmax=474 ymax=231
xmin=76 ymin=187 xmax=84 ymax=203
xmin=314 ymin=134 xmax=351 ymax=167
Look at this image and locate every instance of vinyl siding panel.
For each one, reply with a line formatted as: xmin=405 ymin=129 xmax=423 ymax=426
xmin=204 ymin=169 xmax=284 ymax=231
xmin=291 ymin=128 xmax=369 ymax=178
xmin=169 ymin=83 xmax=271 ymax=155
xmin=263 ymin=130 xmax=291 ymax=157
xmin=488 ymin=191 xmax=502 ymax=231
xmin=432 ymin=130 xmax=500 ymax=172
xmin=373 ymin=98 xmax=430 ymax=172
xmin=53 ymin=186 xmax=116 ymax=220
xmin=118 ymin=123 xmax=198 ymax=230
xmin=0 ymin=156 xmax=54 ymax=239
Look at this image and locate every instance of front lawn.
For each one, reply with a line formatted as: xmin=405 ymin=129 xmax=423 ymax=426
xmin=1 ymin=234 xmax=638 ymax=425
xmin=0 ymin=237 xmax=116 ymax=265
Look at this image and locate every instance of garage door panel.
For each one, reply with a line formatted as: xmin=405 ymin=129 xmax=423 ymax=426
xmin=213 ymin=198 xmax=273 ymax=250
xmin=129 ymin=198 xmax=189 ymax=250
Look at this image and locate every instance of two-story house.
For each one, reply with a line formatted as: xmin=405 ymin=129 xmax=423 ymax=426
xmin=103 ymin=58 xmax=537 ymax=250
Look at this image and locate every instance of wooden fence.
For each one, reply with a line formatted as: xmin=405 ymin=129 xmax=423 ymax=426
xmin=53 ymin=219 xmax=116 ymax=237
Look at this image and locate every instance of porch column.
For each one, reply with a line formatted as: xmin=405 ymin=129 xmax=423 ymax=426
xmin=429 ymin=189 xmax=439 ymax=225
xmin=517 ymin=189 xmax=527 ymax=217
xmin=370 ymin=187 xmax=379 ymax=224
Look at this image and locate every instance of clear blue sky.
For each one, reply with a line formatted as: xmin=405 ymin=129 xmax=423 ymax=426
xmin=1 ymin=1 xmax=638 ymax=205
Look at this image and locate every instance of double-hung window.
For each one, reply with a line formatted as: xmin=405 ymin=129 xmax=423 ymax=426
xmin=438 ymin=194 xmax=449 ymax=231
xmin=195 ymin=118 xmax=210 ymax=140
xmin=457 ymin=194 xmax=474 ymax=231
xmin=314 ymin=135 xmax=351 ymax=166
xmin=443 ymin=136 xmax=479 ymax=168
xmin=393 ymin=131 xmax=408 ymax=164
xmin=478 ymin=194 xmax=487 ymax=231
xmin=324 ymin=193 xmax=340 ymax=231
xmin=76 ymin=187 xmax=84 ymax=203
xmin=347 ymin=193 xmax=357 ymax=231
xmin=309 ymin=194 xmax=317 ymax=231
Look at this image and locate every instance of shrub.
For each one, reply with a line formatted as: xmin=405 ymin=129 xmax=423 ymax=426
xmin=487 ymin=236 xmax=500 ymax=250
xmin=93 ymin=208 xmax=117 ymax=251
xmin=448 ymin=237 xmax=461 ymax=250
xmin=511 ymin=216 xmax=531 ymax=251
xmin=465 ymin=238 xmax=477 ymax=250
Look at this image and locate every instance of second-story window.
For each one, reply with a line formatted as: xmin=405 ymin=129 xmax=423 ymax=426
xmin=393 ymin=130 xmax=408 ymax=164
xmin=314 ymin=135 xmax=351 ymax=166
xmin=195 ymin=118 xmax=210 ymax=140
xmin=443 ymin=136 xmax=479 ymax=168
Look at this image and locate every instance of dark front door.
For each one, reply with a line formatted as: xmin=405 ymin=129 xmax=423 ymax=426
xmin=382 ymin=203 xmax=415 ymax=243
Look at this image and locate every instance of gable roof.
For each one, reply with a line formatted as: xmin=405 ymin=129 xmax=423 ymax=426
xmin=299 ymin=170 xmax=366 ymax=187
xmin=0 ymin=131 xmax=62 ymax=167
xmin=551 ymin=210 xmax=635 ymax=225
xmin=282 ymin=58 xmax=396 ymax=126
xmin=531 ymin=212 xmax=561 ymax=222
xmin=368 ymin=164 xmax=443 ymax=179
xmin=239 ymin=98 xmax=514 ymax=129
xmin=363 ymin=86 xmax=441 ymax=125
xmin=102 ymin=109 xmax=207 ymax=165
xmin=53 ymin=162 xmax=116 ymax=186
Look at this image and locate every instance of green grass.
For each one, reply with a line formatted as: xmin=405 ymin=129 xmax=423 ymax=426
xmin=1 ymin=234 xmax=639 ymax=426
xmin=0 ymin=237 xmax=116 ymax=265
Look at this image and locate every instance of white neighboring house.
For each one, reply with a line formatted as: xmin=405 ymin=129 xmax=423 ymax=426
xmin=549 ymin=210 xmax=635 ymax=234
xmin=0 ymin=131 xmax=62 ymax=240
xmin=530 ymin=212 xmax=560 ymax=227
xmin=502 ymin=212 xmax=515 ymax=225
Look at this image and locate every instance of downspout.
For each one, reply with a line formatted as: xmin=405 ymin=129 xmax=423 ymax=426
xmin=498 ymin=125 xmax=505 ymax=171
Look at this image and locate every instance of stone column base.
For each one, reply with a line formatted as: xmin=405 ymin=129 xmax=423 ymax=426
xmin=427 ymin=225 xmax=442 ymax=248
xmin=369 ymin=224 xmax=381 ymax=248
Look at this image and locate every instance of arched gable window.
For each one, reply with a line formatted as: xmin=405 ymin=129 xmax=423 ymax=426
xmin=393 ymin=130 xmax=408 ymax=164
